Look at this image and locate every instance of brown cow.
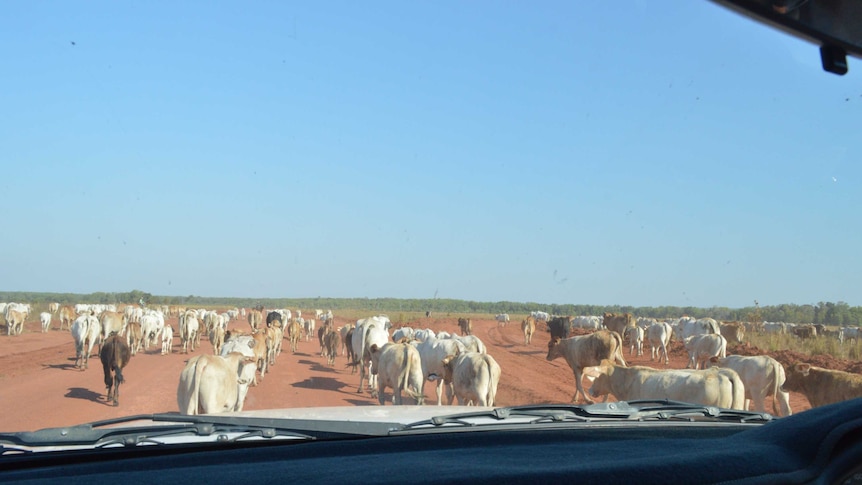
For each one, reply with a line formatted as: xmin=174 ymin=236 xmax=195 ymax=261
xmin=720 ymin=322 xmax=745 ymax=344
xmin=100 ymin=333 xmax=131 ymax=406
xmin=781 ymin=363 xmax=862 ymax=408
xmin=458 ymin=318 xmax=473 ymax=336
xmin=793 ymin=325 xmax=817 ymax=339
xmin=602 ymin=312 xmax=636 ymax=337
xmin=546 ymin=330 xmax=627 ymax=404
xmin=247 ymin=310 xmax=263 ymax=332
xmin=323 ymin=327 xmax=342 ymax=366
xmin=59 ymin=306 xmax=76 ymax=331
xmin=287 ymin=320 xmax=302 ymax=353
xmin=5 ymin=310 xmax=26 ymax=336
xmin=522 ymin=317 xmax=536 ymax=345
xmin=126 ymin=322 xmax=143 ymax=356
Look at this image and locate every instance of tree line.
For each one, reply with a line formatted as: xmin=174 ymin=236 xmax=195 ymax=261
xmin=1 ymin=291 xmax=859 ymax=327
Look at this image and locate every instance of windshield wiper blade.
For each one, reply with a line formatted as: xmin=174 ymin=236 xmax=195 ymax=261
xmin=0 ymin=412 xmax=402 ymax=451
xmin=622 ymin=400 xmax=774 ymax=423
xmin=399 ymin=401 xmax=773 ymax=431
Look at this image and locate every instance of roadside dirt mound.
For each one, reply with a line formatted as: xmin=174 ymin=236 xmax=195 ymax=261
xmin=728 ymin=343 xmax=862 ymax=374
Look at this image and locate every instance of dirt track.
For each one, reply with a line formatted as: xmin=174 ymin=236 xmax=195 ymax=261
xmin=0 ymin=316 xmax=811 ymax=432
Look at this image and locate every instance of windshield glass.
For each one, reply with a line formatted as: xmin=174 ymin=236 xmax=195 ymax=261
xmin=1 ymin=1 xmax=860 ymax=433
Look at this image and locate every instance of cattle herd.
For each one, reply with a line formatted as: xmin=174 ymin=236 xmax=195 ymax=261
xmin=3 ymin=301 xmax=862 ymax=417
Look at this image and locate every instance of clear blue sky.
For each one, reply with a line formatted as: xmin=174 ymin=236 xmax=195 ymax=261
xmin=1 ymin=2 xmax=860 ymax=308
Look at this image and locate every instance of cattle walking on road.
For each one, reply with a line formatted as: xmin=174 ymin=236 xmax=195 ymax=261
xmin=100 ymin=333 xmax=131 ymax=406
xmin=458 ymin=317 xmax=473 ymax=335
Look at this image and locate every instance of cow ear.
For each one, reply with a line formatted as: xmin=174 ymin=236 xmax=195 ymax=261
xmin=796 ymin=363 xmax=811 ymax=375
xmin=441 ymin=355 xmax=454 ymax=366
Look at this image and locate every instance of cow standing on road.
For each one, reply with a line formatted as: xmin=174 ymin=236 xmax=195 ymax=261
xmin=100 ymin=333 xmax=131 ymax=406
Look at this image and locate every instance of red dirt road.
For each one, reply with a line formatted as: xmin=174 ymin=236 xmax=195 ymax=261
xmin=0 ymin=317 xmax=811 ymax=432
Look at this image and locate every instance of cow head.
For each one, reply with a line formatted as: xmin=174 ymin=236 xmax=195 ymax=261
xmin=546 ymin=337 xmax=562 ymax=361
xmin=781 ymin=362 xmax=811 ymax=394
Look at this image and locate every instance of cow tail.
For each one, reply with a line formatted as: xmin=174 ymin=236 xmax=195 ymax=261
xmin=613 ymin=331 xmax=627 ymax=367
xmin=770 ymin=359 xmax=781 ymax=416
xmin=187 ymin=358 xmax=207 ymax=415
xmin=731 ymin=372 xmax=745 ymax=410
xmin=113 ymin=338 xmax=125 ymax=384
xmin=399 ymin=346 xmax=412 ymax=399
xmin=484 ymin=355 xmax=497 ymax=407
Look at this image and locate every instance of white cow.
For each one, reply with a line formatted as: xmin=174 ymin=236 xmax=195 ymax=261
xmin=624 ymin=326 xmax=644 ymax=357
xmin=647 ymin=321 xmax=673 ymax=365
xmin=177 ymin=352 xmax=258 ymax=415
xmin=303 ymin=318 xmax=316 ymax=342
xmin=573 ymin=315 xmax=602 ymax=331
xmin=392 ymin=327 xmax=415 ymax=342
xmin=495 ymin=314 xmax=510 ymax=327
xmin=39 ymin=312 xmax=52 ymax=333
xmin=369 ymin=341 xmax=425 ymax=405
xmin=441 ymin=352 xmax=501 ymax=406
xmin=684 ymin=334 xmax=727 ymax=370
xmin=71 ymin=314 xmax=101 ymax=369
xmin=585 ymin=362 xmax=746 ymax=410
xmin=220 ymin=333 xmax=257 ymax=359
xmin=413 ymin=336 xmax=467 ymax=405
xmin=181 ymin=316 xmax=200 ymax=353
xmin=352 ymin=316 xmax=392 ymax=394
xmin=413 ymin=328 xmax=436 ymax=342
xmin=531 ymin=311 xmax=550 ymax=322
xmin=140 ymin=312 xmax=166 ymax=351
xmin=708 ymin=355 xmax=792 ymax=416
xmin=447 ymin=334 xmax=487 ymax=354
xmin=161 ymin=325 xmax=174 ymax=355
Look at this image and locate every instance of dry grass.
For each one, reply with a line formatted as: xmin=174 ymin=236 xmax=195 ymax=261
xmin=745 ymin=331 xmax=862 ymax=360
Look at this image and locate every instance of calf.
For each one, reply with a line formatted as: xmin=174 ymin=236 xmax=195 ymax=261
xmin=99 ymin=333 xmax=131 ymax=406
xmin=546 ymin=330 xmax=626 ymax=403
xmin=781 ymin=363 xmax=862 ymax=408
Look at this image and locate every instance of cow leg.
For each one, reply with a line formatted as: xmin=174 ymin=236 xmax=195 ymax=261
xmin=573 ymin=369 xmax=594 ymax=404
